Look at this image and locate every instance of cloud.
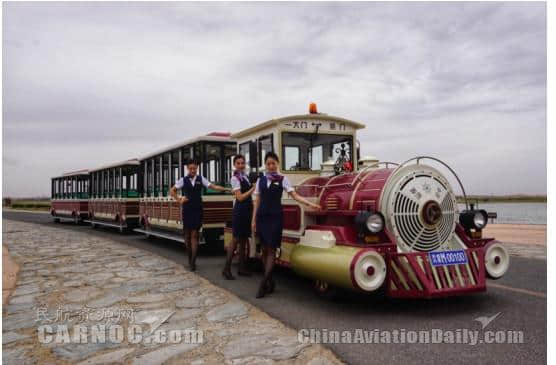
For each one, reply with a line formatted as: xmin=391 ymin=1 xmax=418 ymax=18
xmin=2 ymin=2 xmax=546 ymax=197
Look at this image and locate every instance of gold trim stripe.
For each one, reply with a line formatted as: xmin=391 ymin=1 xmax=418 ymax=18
xmin=390 ymin=261 xmax=410 ymax=290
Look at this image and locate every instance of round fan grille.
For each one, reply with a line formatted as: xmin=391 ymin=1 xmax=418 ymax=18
xmin=388 ymin=170 xmax=457 ymax=252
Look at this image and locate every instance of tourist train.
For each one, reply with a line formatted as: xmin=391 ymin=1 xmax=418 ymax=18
xmin=50 ymin=104 xmax=510 ymax=298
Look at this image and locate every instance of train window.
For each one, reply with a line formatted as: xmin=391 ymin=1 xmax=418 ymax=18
xmin=162 ymin=155 xmax=169 ymax=195
xmin=332 ymin=142 xmax=350 ymax=161
xmin=82 ymin=178 xmax=88 ymax=198
xmin=154 ymin=158 xmax=161 ymax=196
xmin=258 ymin=135 xmax=273 ymax=170
xmin=311 ymin=145 xmax=323 ymax=171
xmin=224 ymin=143 xmax=235 ymax=182
xmin=284 ymin=146 xmax=300 ymax=170
xmin=239 ymin=142 xmax=250 ymax=168
xmin=172 ymin=150 xmax=180 ymax=185
xmin=182 ymin=147 xmax=191 ymax=178
xmin=145 ymin=161 xmax=151 ymax=196
xmin=204 ymin=143 xmax=222 ymax=184
xmin=209 ymin=160 xmax=216 ymax=181
xmin=281 ymin=132 xmax=353 ymax=171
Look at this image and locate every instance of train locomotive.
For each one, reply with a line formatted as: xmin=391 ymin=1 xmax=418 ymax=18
xmin=289 ymin=158 xmax=510 ymax=298
xmin=224 ymin=104 xmax=510 ymax=298
xmin=50 ymin=104 xmax=510 ymax=298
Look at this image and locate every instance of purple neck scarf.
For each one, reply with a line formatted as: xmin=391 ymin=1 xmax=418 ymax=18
xmin=233 ymin=170 xmax=247 ymax=182
xmin=266 ymin=172 xmax=283 ymax=182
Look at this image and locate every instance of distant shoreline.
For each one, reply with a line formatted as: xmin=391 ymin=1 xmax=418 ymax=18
xmin=457 ymin=195 xmax=546 ymax=203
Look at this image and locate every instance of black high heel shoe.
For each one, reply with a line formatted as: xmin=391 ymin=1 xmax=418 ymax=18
xmin=222 ymin=269 xmax=235 ymax=280
xmin=256 ymin=280 xmax=267 ymax=298
xmin=265 ymin=278 xmax=275 ymax=294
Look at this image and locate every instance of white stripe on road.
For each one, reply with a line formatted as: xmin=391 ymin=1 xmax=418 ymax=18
xmin=489 ymin=282 xmax=546 ymax=299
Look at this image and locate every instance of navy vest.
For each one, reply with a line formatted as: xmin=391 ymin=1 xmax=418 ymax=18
xmin=236 ymin=176 xmax=252 ymax=206
xmin=181 ymin=176 xmax=203 ymax=212
xmin=257 ymin=175 xmax=283 ymax=216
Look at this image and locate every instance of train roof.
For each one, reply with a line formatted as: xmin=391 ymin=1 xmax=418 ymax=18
xmin=51 ymin=169 xmax=89 ymax=179
xmin=138 ymin=132 xmax=232 ymax=161
xmin=89 ymin=158 xmax=140 ymax=172
xmin=231 ymin=113 xmax=365 ymax=139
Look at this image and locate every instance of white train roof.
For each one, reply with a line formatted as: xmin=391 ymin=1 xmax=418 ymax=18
xmin=52 ymin=169 xmax=89 ymax=179
xmin=89 ymin=159 xmax=140 ymax=172
xmin=138 ymin=132 xmax=232 ymax=161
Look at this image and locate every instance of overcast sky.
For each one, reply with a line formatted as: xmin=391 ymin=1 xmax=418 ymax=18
xmin=3 ymin=2 xmax=546 ymax=197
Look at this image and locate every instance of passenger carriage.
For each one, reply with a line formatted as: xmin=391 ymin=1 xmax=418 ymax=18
xmin=86 ymin=159 xmax=141 ymax=232
xmin=50 ymin=170 xmax=90 ymax=223
xmin=224 ymin=104 xmax=510 ymax=298
xmin=135 ymin=132 xmax=235 ymax=247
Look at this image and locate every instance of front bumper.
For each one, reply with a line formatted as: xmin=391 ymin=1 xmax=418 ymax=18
xmin=386 ymin=247 xmax=486 ymax=298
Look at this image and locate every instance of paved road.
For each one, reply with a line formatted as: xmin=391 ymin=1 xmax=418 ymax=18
xmin=3 ymin=210 xmax=547 ymax=364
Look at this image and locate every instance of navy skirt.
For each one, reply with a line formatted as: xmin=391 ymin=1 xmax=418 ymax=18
xmin=182 ymin=207 xmax=203 ymax=231
xmin=256 ymin=212 xmax=283 ymax=248
xmin=232 ymin=202 xmax=253 ymax=239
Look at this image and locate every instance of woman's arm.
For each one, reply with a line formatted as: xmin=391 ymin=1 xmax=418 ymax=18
xmin=251 ymin=194 xmax=260 ymax=233
xmin=170 ymin=186 xmax=187 ymax=204
xmin=289 ymin=191 xmax=322 ymax=210
xmin=234 ymin=186 xmax=256 ymax=202
xmin=208 ymin=183 xmax=232 ymax=192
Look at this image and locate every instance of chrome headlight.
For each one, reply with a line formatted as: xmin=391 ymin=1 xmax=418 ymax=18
xmin=473 ymin=210 xmax=487 ymax=229
xmin=356 ymin=211 xmax=385 ymax=234
xmin=366 ymin=213 xmax=384 ymax=233
xmin=459 ymin=209 xmax=488 ymax=230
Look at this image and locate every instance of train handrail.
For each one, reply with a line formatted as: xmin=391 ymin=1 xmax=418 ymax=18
xmin=386 ymin=156 xmax=469 ymax=210
xmin=295 ymin=161 xmax=401 ymax=192
xmin=350 ymin=161 xmax=400 ymax=187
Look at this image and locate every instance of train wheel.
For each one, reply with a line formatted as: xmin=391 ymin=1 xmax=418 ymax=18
xmin=485 ymin=242 xmax=510 ymax=279
xmin=54 ymin=218 xmax=60 ymax=223
xmin=313 ymin=279 xmax=338 ymax=299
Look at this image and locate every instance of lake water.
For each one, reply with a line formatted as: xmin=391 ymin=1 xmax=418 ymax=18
xmin=457 ymin=202 xmax=546 ymax=225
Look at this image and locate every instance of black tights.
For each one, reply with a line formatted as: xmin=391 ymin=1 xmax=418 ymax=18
xmin=183 ymin=229 xmax=199 ymax=266
xmin=224 ymin=237 xmax=249 ymax=272
xmin=260 ymin=245 xmax=276 ymax=286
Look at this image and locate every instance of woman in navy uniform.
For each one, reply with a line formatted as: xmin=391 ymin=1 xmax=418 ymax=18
xmin=170 ymin=158 xmax=230 ymax=271
xmin=251 ymin=152 xmax=321 ymax=298
xmin=222 ymin=154 xmax=255 ymax=280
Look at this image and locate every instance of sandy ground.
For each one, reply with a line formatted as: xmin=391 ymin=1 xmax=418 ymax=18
xmin=2 ymin=245 xmax=19 ymax=306
xmin=483 ymin=223 xmax=546 ymax=245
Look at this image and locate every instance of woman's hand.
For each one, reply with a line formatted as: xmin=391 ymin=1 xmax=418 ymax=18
xmin=179 ymin=196 xmax=189 ymax=205
xmin=309 ymin=202 xmax=322 ymax=211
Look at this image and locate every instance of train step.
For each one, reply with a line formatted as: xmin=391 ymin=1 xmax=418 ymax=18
xmin=133 ymin=228 xmax=203 ymax=244
xmin=84 ymin=220 xmax=125 ymax=231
